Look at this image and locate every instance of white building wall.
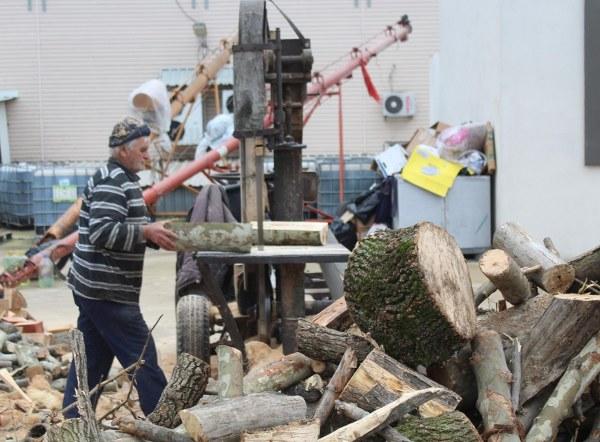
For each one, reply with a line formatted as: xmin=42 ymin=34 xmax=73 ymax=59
xmin=0 ymin=0 xmax=438 ymax=161
xmin=437 ymin=0 xmax=597 ymax=258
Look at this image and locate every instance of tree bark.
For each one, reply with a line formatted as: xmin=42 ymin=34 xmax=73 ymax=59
xmin=394 ymin=411 xmax=482 ymax=442
xmin=166 ymin=221 xmax=253 ymax=253
xmin=471 ymin=329 xmax=520 ymax=442
xmin=335 ymin=400 xmax=411 ymax=442
xmin=179 ymin=392 xmax=307 ymax=441
xmin=344 ymin=223 xmax=477 ymax=367
xmin=46 ymin=419 xmax=102 ymax=442
xmin=147 ymin=352 xmax=210 ymax=429
xmin=243 ymin=352 xmax=313 ymax=394
xmin=479 ymin=249 xmax=532 ymax=305
xmin=312 ymin=348 xmax=357 ymax=427
xmin=296 ymin=319 xmax=374 ymax=363
xmin=319 ymin=388 xmax=446 ymax=442
xmin=310 ymin=296 xmax=351 ymax=331
xmin=241 ymin=419 xmax=320 ymax=442
xmin=339 ymin=349 xmax=461 ymax=418
xmin=250 ymin=221 xmax=328 ymax=246
xmin=526 ymin=331 xmax=600 ymax=442
xmin=492 ymin=222 xmax=575 ymax=293
xmin=113 ymin=417 xmax=192 ymax=442
xmin=217 ymin=345 xmax=243 ymax=398
xmin=569 ymin=244 xmax=600 ymax=287
xmin=520 ymin=294 xmax=600 ymax=405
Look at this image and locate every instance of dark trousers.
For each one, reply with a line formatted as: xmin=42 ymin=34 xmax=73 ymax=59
xmin=63 ymin=294 xmax=167 ymax=418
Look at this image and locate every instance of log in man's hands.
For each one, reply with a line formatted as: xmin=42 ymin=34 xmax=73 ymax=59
xmin=143 ymin=222 xmax=178 ymax=251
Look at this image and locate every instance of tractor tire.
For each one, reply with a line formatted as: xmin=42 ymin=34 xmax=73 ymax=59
xmin=176 ymin=293 xmax=211 ymax=363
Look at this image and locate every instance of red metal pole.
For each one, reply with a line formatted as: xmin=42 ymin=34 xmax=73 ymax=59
xmin=337 ymin=84 xmax=345 ymax=204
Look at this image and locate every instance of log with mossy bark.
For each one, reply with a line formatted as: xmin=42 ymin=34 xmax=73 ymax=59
xmin=394 ymin=411 xmax=483 ymax=442
xmin=147 ymin=352 xmax=210 ymax=428
xmin=344 ymin=222 xmax=477 ymax=367
xmin=339 ymin=349 xmax=461 ymax=418
xmin=520 ymin=293 xmax=600 ymax=405
xmin=493 ymin=222 xmax=575 ymax=293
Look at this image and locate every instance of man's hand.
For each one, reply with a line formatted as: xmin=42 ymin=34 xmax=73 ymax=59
xmin=143 ymin=222 xmax=178 ymax=251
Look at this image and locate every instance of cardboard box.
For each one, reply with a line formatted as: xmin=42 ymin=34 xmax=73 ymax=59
xmin=405 ymin=121 xmax=452 ymax=155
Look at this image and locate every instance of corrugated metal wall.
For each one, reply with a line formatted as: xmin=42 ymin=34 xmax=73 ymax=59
xmin=0 ymin=0 xmax=438 ymax=161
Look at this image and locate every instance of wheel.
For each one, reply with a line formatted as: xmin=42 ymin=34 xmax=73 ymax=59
xmin=176 ymin=293 xmax=211 ymax=363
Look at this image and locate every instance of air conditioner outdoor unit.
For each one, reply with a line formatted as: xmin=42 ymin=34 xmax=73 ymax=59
xmin=382 ymin=92 xmax=416 ymax=118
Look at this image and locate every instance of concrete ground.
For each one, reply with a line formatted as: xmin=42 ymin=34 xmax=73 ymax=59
xmin=0 ymin=228 xmax=491 ymax=372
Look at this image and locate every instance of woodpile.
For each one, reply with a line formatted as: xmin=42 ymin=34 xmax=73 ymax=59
xmin=20 ymin=221 xmax=600 ymax=441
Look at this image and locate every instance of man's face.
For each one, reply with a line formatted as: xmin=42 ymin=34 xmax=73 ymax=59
xmin=118 ymin=137 xmax=150 ymax=172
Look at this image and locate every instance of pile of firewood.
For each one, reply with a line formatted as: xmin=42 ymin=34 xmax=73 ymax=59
xmin=30 ymin=221 xmax=600 ymax=441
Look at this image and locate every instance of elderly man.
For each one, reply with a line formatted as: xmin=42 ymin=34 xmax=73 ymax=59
xmin=63 ymin=116 xmax=177 ymax=418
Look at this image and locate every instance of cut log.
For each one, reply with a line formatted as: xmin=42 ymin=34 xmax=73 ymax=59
xmin=310 ymin=296 xmax=351 ymax=330
xmin=344 ymin=223 xmax=477 ymax=367
xmin=319 ymin=387 xmax=446 ymax=442
xmin=296 ymin=319 xmax=374 ymax=363
xmin=479 ymin=249 xmax=532 ymax=305
xmin=569 ymin=244 xmax=600 ymax=286
xmin=474 ymin=279 xmax=497 ymax=307
xmin=147 ymin=352 xmax=210 ymax=428
xmin=493 ymin=222 xmax=575 ymax=293
xmin=166 ymin=221 xmax=253 ymax=253
xmin=113 ymin=416 xmax=192 ymax=442
xmin=526 ymin=331 xmax=600 ymax=442
xmin=312 ymin=348 xmax=357 ymax=427
xmin=477 ymin=292 xmax=553 ymax=343
xmin=520 ymin=294 xmax=600 ymax=405
xmin=335 ymin=400 xmax=411 ymax=442
xmin=339 ymin=349 xmax=461 ymax=418
xmin=216 ymin=345 xmax=243 ymax=398
xmin=250 ymin=221 xmax=328 ymax=246
xmin=394 ymin=411 xmax=483 ymax=442
xmin=179 ymin=392 xmax=307 ymax=441
xmin=241 ymin=419 xmax=320 ymax=442
xmin=243 ymin=352 xmax=313 ymax=394
xmin=471 ymin=329 xmax=520 ymax=442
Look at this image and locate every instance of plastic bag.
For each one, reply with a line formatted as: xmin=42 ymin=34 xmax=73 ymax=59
xmin=195 ymin=113 xmax=234 ymax=160
xmin=436 ymin=122 xmax=487 ymax=160
xmin=457 ymin=150 xmax=487 ymax=175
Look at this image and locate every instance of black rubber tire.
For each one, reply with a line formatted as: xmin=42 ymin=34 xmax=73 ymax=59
xmin=176 ymin=293 xmax=211 ymax=363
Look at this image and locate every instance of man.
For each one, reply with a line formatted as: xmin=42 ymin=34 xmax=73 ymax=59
xmin=63 ymin=116 xmax=178 ymax=417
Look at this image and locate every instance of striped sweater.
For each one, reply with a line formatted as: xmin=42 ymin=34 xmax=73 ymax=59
xmin=67 ymin=158 xmax=148 ymax=304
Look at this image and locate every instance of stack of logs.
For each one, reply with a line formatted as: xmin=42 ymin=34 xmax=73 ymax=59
xmin=41 ymin=221 xmax=600 ymax=441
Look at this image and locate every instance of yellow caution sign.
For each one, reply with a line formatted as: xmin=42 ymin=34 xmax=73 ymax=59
xmin=401 ymin=145 xmax=463 ymax=197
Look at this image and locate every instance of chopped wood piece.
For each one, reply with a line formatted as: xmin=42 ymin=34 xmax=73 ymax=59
xmin=241 ymin=419 xmax=320 ymax=442
xmin=526 ymin=331 xmax=600 ymax=442
xmin=510 ymin=338 xmax=522 ymax=411
xmin=179 ymin=393 xmax=307 ymax=441
xmin=477 ymin=293 xmax=553 ymax=342
xmin=493 ymin=222 xmax=575 ymax=293
xmin=474 ymin=280 xmax=497 ymax=307
xmin=345 ymin=223 xmax=477 ymax=367
xmin=250 ymin=221 xmax=328 ymax=246
xmin=147 ymin=352 xmax=210 ymax=428
xmin=310 ymin=296 xmax=351 ymax=330
xmin=471 ymin=329 xmax=520 ymax=442
xmin=520 ymin=294 xmax=600 ymax=405
xmin=297 ymin=319 xmax=374 ymax=363
xmin=479 ymin=249 xmax=532 ymax=305
xmin=312 ymin=348 xmax=357 ymax=427
xmin=319 ymin=388 xmax=446 ymax=442
xmin=569 ymin=244 xmax=600 ymax=288
xmin=335 ymin=400 xmax=411 ymax=442
xmin=113 ymin=416 xmax=193 ymax=442
xmin=394 ymin=411 xmax=483 ymax=442
xmin=243 ymin=352 xmax=313 ymax=394
xmin=216 ymin=345 xmax=243 ymax=398
xmin=339 ymin=349 xmax=461 ymax=418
